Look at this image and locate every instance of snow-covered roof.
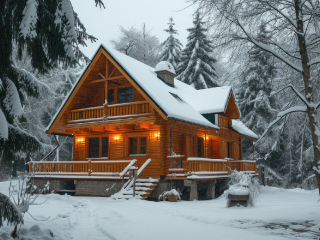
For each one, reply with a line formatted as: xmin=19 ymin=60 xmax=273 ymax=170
xmin=47 ymin=44 xmax=242 ymax=132
xmin=231 ymin=120 xmax=258 ymax=139
xmin=155 ymin=61 xmax=176 ymax=75
xmin=100 ymin=44 xmax=221 ymax=129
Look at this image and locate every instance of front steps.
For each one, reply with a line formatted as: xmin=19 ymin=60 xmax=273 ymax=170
xmin=111 ymin=178 xmax=159 ymax=200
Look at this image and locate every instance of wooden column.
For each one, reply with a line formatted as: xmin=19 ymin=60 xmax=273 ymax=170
xmin=103 ymin=59 xmax=109 ymax=118
xmin=253 ymin=141 xmax=255 ymax=160
xmin=105 ymin=59 xmax=109 ymax=103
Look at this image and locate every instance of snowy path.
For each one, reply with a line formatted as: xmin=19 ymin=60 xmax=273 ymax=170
xmin=0 ymin=182 xmax=319 ymax=240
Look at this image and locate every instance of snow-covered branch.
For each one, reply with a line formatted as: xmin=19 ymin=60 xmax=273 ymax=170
xmin=235 ymin=20 xmax=303 ymax=73
xmin=257 ymin=106 xmax=307 ymax=143
xmin=259 ymin=0 xmax=297 ymax=28
xmin=270 ymin=84 xmax=310 ymax=107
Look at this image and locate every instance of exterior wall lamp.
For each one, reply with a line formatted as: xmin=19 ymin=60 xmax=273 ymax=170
xmin=155 ymin=133 xmax=160 ymax=141
xmin=77 ymin=137 xmax=85 ymax=143
xmin=114 ymin=136 xmax=119 ymax=142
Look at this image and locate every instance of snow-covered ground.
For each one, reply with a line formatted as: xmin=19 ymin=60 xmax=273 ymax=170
xmin=0 ymin=180 xmax=319 ymax=240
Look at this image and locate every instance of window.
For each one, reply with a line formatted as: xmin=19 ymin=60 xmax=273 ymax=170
xmin=197 ymin=137 xmax=203 ymax=157
xmin=88 ymin=138 xmax=99 ymax=158
xmin=118 ymin=87 xmax=133 ymax=103
xmin=129 ymin=137 xmax=147 ymax=155
xmin=88 ymin=137 xmax=109 ymax=158
xmin=101 ymin=137 xmax=109 ymax=157
xmin=108 ymin=89 xmax=114 ymax=104
xmin=227 ymin=142 xmax=232 ymax=158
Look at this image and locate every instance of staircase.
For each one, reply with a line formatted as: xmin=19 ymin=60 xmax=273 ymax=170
xmin=111 ymin=178 xmax=159 ymax=200
xmin=111 ymin=158 xmax=159 ymax=200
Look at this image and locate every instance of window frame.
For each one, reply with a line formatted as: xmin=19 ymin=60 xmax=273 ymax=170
xmin=197 ymin=137 xmax=204 ymax=158
xmin=86 ymin=136 xmax=110 ymax=159
xmin=128 ymin=136 xmax=148 ymax=157
xmin=107 ymin=85 xmax=133 ymax=105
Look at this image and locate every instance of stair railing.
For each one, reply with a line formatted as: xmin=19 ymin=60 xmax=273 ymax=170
xmin=122 ymin=158 xmax=151 ymax=190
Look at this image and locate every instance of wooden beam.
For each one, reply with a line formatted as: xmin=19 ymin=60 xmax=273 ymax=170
xmin=101 ymin=51 xmax=168 ymax=120
xmin=105 ymin=58 xmax=109 ymax=103
xmin=90 ymin=78 xmax=106 ymax=84
xmin=48 ymin=49 xmax=104 ymax=134
xmin=90 ymin=76 xmax=124 ymax=84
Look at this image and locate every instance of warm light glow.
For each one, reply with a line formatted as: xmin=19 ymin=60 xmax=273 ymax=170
xmin=155 ymin=133 xmax=160 ymax=140
xmin=77 ymin=137 xmax=84 ymax=143
xmin=114 ymin=136 xmax=119 ymax=141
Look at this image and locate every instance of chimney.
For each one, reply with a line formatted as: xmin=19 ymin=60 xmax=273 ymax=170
xmin=155 ymin=61 xmax=176 ymax=87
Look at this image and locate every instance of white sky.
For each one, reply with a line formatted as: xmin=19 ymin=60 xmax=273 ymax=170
xmin=71 ymin=0 xmax=197 ymax=59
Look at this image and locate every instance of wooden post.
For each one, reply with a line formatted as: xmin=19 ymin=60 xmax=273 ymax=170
xmin=133 ymin=176 xmax=136 ymax=197
xmin=205 ymin=129 xmax=207 ymax=158
xmin=88 ymin=160 xmax=91 ymax=176
xmin=253 ymin=142 xmax=255 ymax=160
xmin=29 ymin=162 xmax=33 ymax=173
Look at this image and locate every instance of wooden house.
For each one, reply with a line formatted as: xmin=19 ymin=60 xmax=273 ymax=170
xmin=30 ymin=44 xmax=258 ymax=200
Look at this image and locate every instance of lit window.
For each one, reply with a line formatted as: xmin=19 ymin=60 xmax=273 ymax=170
xmin=129 ymin=137 xmax=147 ymax=155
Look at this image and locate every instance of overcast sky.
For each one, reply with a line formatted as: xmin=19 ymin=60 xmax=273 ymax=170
xmin=71 ymin=0 xmax=197 ymax=59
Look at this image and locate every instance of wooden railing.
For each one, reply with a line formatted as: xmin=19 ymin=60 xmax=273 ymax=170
xmin=29 ymin=160 xmax=137 ymax=177
xmin=187 ymin=158 xmax=257 ymax=178
xmin=108 ymin=101 xmax=151 ymax=117
xmin=188 ymin=158 xmax=229 ymax=173
xmin=69 ymin=106 xmax=104 ymax=122
xmin=229 ymin=160 xmax=257 ymax=173
xmin=67 ymin=101 xmax=151 ymax=123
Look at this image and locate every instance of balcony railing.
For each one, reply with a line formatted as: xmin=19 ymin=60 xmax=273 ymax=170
xmin=69 ymin=106 xmax=104 ymax=122
xmin=29 ymin=160 xmax=137 ymax=177
xmin=67 ymin=101 xmax=151 ymax=123
xmin=229 ymin=160 xmax=257 ymax=173
xmin=108 ymin=101 xmax=151 ymax=118
xmin=185 ymin=158 xmax=257 ymax=180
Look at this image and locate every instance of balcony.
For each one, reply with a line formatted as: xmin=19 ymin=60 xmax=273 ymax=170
xmin=68 ymin=101 xmax=152 ymax=123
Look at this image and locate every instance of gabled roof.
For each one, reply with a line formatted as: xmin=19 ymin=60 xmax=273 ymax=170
xmin=47 ymin=44 xmax=242 ymax=133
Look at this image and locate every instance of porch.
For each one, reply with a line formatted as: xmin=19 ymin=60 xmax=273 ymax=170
xmin=29 ymin=157 xmax=257 ymax=180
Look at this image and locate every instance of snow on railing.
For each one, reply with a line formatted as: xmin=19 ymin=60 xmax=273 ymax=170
xmin=120 ymin=160 xmax=137 ymax=177
xmin=187 ymin=157 xmax=228 ymax=162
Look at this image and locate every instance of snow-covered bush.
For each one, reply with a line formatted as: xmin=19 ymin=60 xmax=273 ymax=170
xmin=227 ymin=171 xmax=260 ymax=206
xmin=158 ymin=189 xmax=181 ymax=202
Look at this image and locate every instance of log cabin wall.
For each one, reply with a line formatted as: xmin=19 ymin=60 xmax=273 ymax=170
xmin=73 ymin=126 xmax=161 ymax=178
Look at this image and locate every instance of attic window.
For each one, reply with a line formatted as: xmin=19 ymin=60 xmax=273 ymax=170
xmin=169 ymin=92 xmax=184 ymax=103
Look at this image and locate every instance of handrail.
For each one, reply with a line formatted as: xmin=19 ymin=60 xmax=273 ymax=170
xmin=187 ymin=157 xmax=228 ymax=162
xmin=30 ymin=160 xmax=139 ymax=177
xmin=123 ymin=158 xmax=152 ymax=190
xmin=137 ymin=158 xmax=151 ymax=176
xmin=108 ymin=100 xmax=148 ymax=107
xmin=120 ymin=160 xmax=137 ymax=177
xmin=70 ymin=106 xmax=104 ymax=112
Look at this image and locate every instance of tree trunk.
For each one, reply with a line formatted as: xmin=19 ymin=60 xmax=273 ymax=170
xmin=294 ymin=0 xmax=320 ymax=194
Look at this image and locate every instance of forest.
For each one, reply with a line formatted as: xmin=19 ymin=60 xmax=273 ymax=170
xmin=1 ymin=0 xmax=319 ymax=190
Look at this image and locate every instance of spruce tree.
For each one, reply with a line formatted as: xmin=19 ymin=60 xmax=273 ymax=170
xmin=0 ymin=0 xmax=101 ymax=163
xmin=159 ymin=17 xmax=183 ymax=70
xmin=177 ymin=13 xmax=219 ymax=89
xmin=237 ymin=23 xmax=277 ymax=158
xmin=238 ymin=23 xmax=277 ymax=135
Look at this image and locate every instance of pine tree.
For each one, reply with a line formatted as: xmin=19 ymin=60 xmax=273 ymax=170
xmin=0 ymin=0 xmax=101 ymax=163
xmin=237 ymin=23 xmax=277 ymax=159
xmin=159 ymin=17 xmax=183 ymax=70
xmin=177 ymin=13 xmax=219 ymax=89
xmin=237 ymin=23 xmax=277 ymax=137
